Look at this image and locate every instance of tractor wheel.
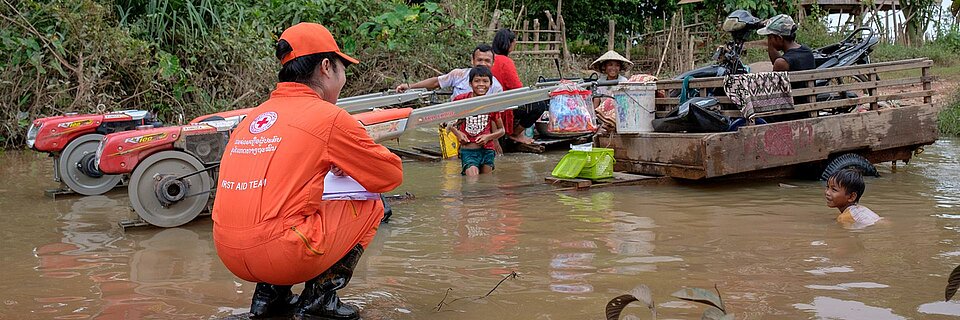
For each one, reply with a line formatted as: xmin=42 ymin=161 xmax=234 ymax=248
xmin=58 ymin=134 xmax=122 ymax=195
xmin=128 ymin=151 xmax=212 ymax=227
xmin=820 ymin=153 xmax=879 ymax=181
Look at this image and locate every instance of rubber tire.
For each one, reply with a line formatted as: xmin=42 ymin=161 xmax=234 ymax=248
xmin=820 ymin=153 xmax=879 ymax=181
xmin=58 ymin=134 xmax=122 ymax=195
xmin=128 ymin=150 xmax=212 ymax=228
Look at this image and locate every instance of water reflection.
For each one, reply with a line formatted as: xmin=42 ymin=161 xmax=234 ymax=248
xmin=794 ymin=296 xmax=906 ymax=319
xmin=917 ymin=300 xmax=960 ymax=317
xmin=4 ymin=137 xmax=960 ymax=319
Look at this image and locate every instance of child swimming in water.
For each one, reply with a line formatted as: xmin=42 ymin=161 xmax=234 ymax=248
xmin=825 ymin=168 xmax=882 ymax=228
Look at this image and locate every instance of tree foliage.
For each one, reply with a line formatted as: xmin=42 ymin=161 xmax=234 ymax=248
xmin=0 ymin=0 xmax=478 ymax=147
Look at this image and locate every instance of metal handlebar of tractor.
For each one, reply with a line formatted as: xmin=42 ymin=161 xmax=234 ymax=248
xmin=102 ymin=80 xmax=605 ymax=228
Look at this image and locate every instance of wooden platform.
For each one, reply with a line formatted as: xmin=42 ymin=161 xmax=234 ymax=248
xmin=598 ymin=59 xmax=938 ymax=180
xmin=544 ymin=172 xmax=667 ymax=189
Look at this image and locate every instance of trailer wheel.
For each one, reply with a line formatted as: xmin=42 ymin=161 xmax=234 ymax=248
xmin=820 ymin=153 xmax=879 ymax=181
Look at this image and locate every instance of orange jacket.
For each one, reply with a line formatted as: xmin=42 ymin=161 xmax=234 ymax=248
xmin=212 ymin=82 xmax=403 ymax=229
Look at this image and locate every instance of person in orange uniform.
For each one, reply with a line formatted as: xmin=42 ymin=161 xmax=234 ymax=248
xmin=212 ymin=23 xmax=403 ymax=320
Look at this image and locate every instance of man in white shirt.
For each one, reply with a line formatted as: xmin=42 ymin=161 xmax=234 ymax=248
xmin=395 ymin=43 xmax=503 ymax=97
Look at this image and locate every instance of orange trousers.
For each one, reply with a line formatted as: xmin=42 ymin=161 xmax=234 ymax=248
xmin=214 ymin=199 xmax=384 ymax=285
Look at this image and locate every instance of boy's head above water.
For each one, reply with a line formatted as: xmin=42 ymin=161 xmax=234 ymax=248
xmin=825 ymin=168 xmax=865 ymax=211
xmin=468 ymin=65 xmax=493 ymax=96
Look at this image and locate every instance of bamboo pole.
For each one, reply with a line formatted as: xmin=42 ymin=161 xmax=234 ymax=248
xmin=656 ymin=13 xmax=676 ymax=77
xmin=487 ymin=10 xmax=502 ymax=39
xmin=559 ymin=14 xmax=571 ymax=65
xmin=608 ymin=19 xmax=616 ymax=51
xmin=533 ymin=19 xmax=541 ymax=52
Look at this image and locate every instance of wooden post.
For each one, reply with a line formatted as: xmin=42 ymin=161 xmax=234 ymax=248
xmin=807 ymin=81 xmax=818 ymax=118
xmin=625 ymin=33 xmax=632 ymax=61
xmin=688 ymin=32 xmax=695 ymax=71
xmin=559 ymin=15 xmax=571 ymax=65
xmin=523 ymin=19 xmax=530 ymax=44
xmin=545 ymin=10 xmax=557 ymax=30
xmin=544 ymin=11 xmax=557 ymax=53
xmin=487 ymin=10 xmax=502 ymax=39
xmin=533 ymin=19 xmax=541 ymax=52
xmin=656 ymin=13 xmax=676 ymax=77
xmin=868 ymin=73 xmax=879 ymax=109
xmin=922 ymin=66 xmax=932 ymax=104
xmin=893 ymin=4 xmax=900 ymax=45
xmin=608 ymin=19 xmax=616 ymax=51
xmin=837 ymin=10 xmax=844 ymax=32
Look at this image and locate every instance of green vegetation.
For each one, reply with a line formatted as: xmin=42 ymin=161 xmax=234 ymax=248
xmin=3 ymin=0 xmax=959 ymax=146
xmin=1 ymin=0 xmax=479 ymax=148
xmin=941 ymin=92 xmax=960 ymax=136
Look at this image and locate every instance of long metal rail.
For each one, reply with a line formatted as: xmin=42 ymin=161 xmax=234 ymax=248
xmin=338 ymin=89 xmax=432 ymax=113
xmin=365 ymin=80 xmax=615 ymax=141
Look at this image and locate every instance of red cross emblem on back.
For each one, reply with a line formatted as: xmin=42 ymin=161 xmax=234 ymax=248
xmin=249 ymin=111 xmax=278 ymax=134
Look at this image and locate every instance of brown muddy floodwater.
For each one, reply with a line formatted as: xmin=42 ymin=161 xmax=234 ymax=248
xmin=1 ymin=132 xmax=958 ymax=320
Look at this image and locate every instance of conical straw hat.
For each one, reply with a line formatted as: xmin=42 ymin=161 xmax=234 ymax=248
xmin=591 ymin=50 xmax=633 ymax=71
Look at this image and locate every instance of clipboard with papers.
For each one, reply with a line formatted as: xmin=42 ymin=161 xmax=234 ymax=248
xmin=322 ymin=172 xmax=381 ymax=200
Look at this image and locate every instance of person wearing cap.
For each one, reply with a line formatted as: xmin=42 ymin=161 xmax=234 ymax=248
xmin=758 ymin=14 xmax=815 ymax=73
xmin=394 ymin=43 xmax=504 ymax=97
xmin=212 ymin=22 xmax=402 ymax=320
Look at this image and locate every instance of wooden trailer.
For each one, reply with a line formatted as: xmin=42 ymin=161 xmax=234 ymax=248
xmin=595 ymin=58 xmax=939 ymax=180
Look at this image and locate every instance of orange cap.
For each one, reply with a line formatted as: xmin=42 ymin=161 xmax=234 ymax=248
xmin=278 ymin=23 xmax=359 ymax=66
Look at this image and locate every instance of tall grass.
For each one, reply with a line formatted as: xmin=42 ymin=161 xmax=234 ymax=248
xmin=0 ymin=0 xmax=485 ymax=148
xmin=941 ymin=91 xmax=960 ymax=136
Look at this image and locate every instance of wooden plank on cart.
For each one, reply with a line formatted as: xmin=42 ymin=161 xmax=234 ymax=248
xmin=700 ymin=104 xmax=939 ymax=178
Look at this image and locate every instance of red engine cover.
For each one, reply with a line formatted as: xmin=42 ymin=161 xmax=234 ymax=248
xmin=31 ymin=114 xmax=104 ymax=152
xmin=97 ymin=127 xmax=181 ymax=175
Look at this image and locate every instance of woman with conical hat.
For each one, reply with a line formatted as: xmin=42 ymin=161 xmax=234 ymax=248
xmin=591 ymin=50 xmax=632 ymax=131
xmin=592 ymin=50 xmax=632 ymax=82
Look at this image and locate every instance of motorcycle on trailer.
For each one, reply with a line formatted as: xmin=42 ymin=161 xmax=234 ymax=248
xmin=672 ymin=10 xmax=880 ymax=103
xmin=670 ymin=10 xmax=763 ymax=98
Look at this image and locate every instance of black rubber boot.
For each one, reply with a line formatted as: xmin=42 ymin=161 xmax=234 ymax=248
xmin=250 ymin=283 xmax=298 ymax=318
xmin=295 ymin=244 xmax=365 ymax=320
xmin=380 ymin=194 xmax=393 ymax=223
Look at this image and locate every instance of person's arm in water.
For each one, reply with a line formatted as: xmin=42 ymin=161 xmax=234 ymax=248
xmin=328 ymin=111 xmax=403 ymax=193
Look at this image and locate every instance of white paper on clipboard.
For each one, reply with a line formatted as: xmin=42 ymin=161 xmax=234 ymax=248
xmin=322 ymin=172 xmax=380 ymax=200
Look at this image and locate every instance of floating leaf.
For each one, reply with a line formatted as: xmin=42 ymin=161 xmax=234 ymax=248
xmin=606 ymin=294 xmax=638 ymax=320
xmin=672 ymin=287 xmax=724 ymax=311
xmin=721 ymin=314 xmax=735 ymax=320
xmin=606 ymin=284 xmax=656 ymax=320
xmin=947 ymin=264 xmax=960 ymax=301
xmin=702 ymin=306 xmax=725 ymax=320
